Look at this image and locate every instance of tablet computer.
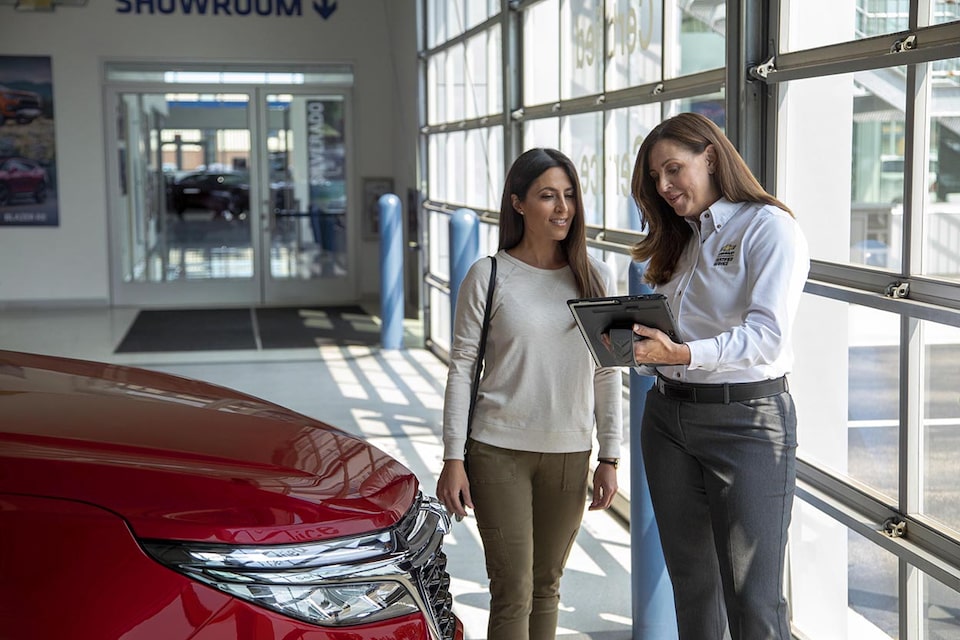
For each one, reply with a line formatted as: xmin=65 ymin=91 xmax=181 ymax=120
xmin=567 ymin=294 xmax=682 ymax=367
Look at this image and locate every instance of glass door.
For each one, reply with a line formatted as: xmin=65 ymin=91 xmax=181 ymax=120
xmin=108 ymin=89 xmax=260 ymax=306
xmin=258 ymin=91 xmax=355 ymax=305
xmin=106 ymin=79 xmax=357 ymax=308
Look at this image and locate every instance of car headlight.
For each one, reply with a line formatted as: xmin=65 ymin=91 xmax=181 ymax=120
xmin=143 ymin=528 xmax=421 ymax=627
xmin=208 ymin=578 xmax=418 ymax=626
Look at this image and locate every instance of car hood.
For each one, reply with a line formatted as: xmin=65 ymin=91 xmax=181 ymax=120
xmin=0 ymin=351 xmax=419 ymax=545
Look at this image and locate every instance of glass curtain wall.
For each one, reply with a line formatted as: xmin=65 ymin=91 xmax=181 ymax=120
xmin=418 ymin=0 xmax=960 ymax=637
xmin=774 ymin=1 xmax=960 ymax=638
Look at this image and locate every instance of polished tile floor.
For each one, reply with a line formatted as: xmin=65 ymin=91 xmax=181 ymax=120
xmin=0 ymin=305 xmax=634 ymax=639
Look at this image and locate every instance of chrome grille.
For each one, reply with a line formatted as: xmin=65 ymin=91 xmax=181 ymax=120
xmin=396 ymin=493 xmax=457 ymax=640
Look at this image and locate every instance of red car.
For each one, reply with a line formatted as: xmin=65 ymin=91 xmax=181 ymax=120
xmin=0 ymin=350 xmax=462 ymax=640
xmin=0 ymin=156 xmax=48 ymax=205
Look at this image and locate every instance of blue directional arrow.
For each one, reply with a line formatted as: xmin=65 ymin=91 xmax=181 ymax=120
xmin=313 ymin=0 xmax=336 ymax=19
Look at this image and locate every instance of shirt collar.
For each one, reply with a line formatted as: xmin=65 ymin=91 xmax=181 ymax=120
xmin=700 ymin=197 xmax=740 ymax=232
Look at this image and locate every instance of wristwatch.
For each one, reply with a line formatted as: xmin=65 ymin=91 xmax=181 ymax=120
xmin=597 ymin=457 xmax=619 ymax=469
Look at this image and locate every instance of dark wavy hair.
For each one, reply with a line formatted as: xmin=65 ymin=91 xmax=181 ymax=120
xmin=630 ymin=112 xmax=792 ymax=286
xmin=499 ymin=148 xmax=605 ymax=298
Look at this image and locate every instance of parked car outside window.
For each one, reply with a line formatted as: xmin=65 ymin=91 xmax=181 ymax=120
xmin=0 ymin=350 xmax=462 ymax=640
xmin=166 ymin=170 xmax=250 ymax=219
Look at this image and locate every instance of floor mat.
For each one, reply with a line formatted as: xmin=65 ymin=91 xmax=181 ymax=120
xmin=115 ymin=309 xmax=257 ymax=353
xmin=115 ymin=306 xmax=378 ymax=353
xmin=255 ymin=306 xmax=379 ymax=349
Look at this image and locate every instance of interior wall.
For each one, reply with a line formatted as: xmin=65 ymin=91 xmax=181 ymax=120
xmin=0 ymin=0 xmax=417 ymax=307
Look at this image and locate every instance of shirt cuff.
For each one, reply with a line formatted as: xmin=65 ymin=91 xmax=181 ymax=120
xmin=597 ymin=447 xmax=621 ymax=460
xmin=686 ymin=338 xmax=720 ymax=371
xmin=443 ymin=437 xmax=466 ymax=461
xmin=631 ymin=364 xmax=658 ymax=377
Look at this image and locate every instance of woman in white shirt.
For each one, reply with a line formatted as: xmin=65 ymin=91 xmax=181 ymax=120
xmin=436 ymin=147 xmax=623 ymax=640
xmin=626 ymin=112 xmax=810 ymax=640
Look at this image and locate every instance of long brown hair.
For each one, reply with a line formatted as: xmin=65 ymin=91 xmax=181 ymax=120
xmin=630 ymin=112 xmax=792 ymax=286
xmin=499 ymin=148 xmax=605 ymax=298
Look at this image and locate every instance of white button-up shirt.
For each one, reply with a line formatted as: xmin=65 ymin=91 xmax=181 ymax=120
xmin=651 ymin=197 xmax=810 ymax=384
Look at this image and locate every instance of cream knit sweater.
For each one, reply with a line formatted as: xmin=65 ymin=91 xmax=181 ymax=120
xmin=442 ymin=250 xmax=623 ymax=461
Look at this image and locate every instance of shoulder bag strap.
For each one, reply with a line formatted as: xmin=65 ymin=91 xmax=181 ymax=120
xmin=466 ymin=256 xmax=497 ymax=439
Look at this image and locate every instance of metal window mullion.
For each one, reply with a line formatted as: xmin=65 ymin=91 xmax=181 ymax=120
xmin=909 ymin=3 xmax=936 ymax=279
xmin=725 ymin=0 xmax=744 ymax=160
xmin=797 ymin=460 xmax=905 ymax=535
xmin=796 ymin=462 xmax=960 ymax=594
xmin=419 ymin=0 xmax=483 ymax=352
xmin=898 ymin=65 xmax=924 ymax=640
xmin=415 ymin=68 xmax=429 ymax=335
xmin=661 ymin=0 xmax=678 ymax=87
xmin=504 ymin=0 xmax=521 ymax=175
xmin=514 ymin=69 xmax=725 ymax=123
xmin=903 ymin=14 xmax=936 ymax=618
xmin=417 ymin=1 xmax=429 ymax=211
xmin=424 ymin=271 xmax=450 ymax=295
xmin=604 ymin=70 xmax=726 ymax=109
xmin=418 ymin=0 xmax=433 ymax=352
xmin=900 ymin=51 xmax=930 ymax=640
xmin=806 ymin=262 xmax=960 ymax=318
xmin=421 ymin=115 xmax=506 ymax=135
xmin=904 ymin=61 xmax=928 ymax=280
xmin=423 ymin=199 xmax=499 ymax=223
xmin=422 ymin=200 xmax=461 ymax=215
xmin=804 ymin=278 xmax=960 ymax=328
xmin=901 ymin=312 xmax=925 ymax=639
xmin=422 ymin=12 xmax=502 ymax=57
xmin=764 ymin=0 xmax=782 ymax=198
xmin=903 ymin=560 xmax=922 ymax=640
xmin=748 ymin=21 xmax=960 ymax=85
xmin=594 ymin=227 xmax=644 ymax=248
xmin=912 ymin=0 xmax=934 ymax=30
xmin=554 ymin=0 xmax=562 ymax=142
xmin=600 ymin=0 xmax=608 ymax=97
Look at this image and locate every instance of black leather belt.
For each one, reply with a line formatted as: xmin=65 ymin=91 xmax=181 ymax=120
xmin=655 ymin=375 xmax=788 ymax=404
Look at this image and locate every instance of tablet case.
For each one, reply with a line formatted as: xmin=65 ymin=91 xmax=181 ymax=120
xmin=567 ymin=294 xmax=682 ymax=367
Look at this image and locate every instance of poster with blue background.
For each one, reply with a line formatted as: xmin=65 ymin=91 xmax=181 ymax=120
xmin=0 ymin=55 xmax=58 ymax=226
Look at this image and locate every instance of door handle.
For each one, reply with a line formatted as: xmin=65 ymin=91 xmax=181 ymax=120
xmin=263 ymin=201 xmax=275 ymax=233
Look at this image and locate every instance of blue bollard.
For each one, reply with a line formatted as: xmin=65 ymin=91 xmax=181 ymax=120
xmin=448 ymin=208 xmax=480 ymax=336
xmin=629 ymin=260 xmax=679 ymax=639
xmin=379 ymin=193 xmax=404 ymax=350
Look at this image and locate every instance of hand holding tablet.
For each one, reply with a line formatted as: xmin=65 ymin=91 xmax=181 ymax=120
xmin=568 ymin=294 xmax=683 ymax=367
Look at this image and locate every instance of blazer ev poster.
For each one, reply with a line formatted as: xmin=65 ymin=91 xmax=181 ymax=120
xmin=0 ymin=55 xmax=58 ymax=226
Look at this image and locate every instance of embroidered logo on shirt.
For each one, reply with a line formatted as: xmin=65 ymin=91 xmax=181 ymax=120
xmin=714 ymin=243 xmax=737 ymax=267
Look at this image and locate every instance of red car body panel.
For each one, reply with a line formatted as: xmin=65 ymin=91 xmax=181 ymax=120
xmin=2 ymin=494 xmax=233 ymax=637
xmin=0 ymin=350 xmax=462 ymax=640
xmin=0 ymin=350 xmax=418 ymax=544
xmin=2 ymin=494 xmax=440 ymax=639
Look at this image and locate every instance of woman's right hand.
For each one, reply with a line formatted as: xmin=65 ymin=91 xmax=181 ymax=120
xmin=631 ymin=323 xmax=692 ymax=365
xmin=437 ymin=459 xmax=472 ymax=521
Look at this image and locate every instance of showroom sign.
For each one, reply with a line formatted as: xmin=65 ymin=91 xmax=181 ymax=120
xmin=116 ymin=0 xmax=337 ymax=18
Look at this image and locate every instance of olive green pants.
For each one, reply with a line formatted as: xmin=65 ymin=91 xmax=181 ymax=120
xmin=466 ymin=439 xmax=590 ymax=640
